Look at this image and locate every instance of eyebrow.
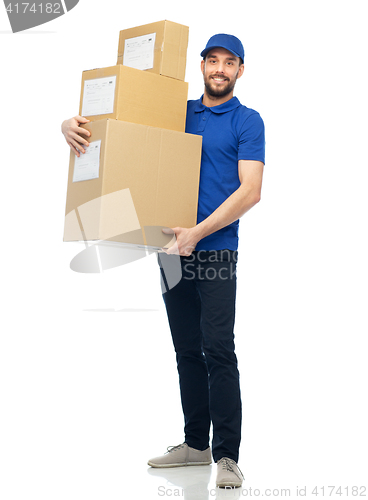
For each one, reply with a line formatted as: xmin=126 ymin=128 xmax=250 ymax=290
xmin=207 ymin=53 xmax=237 ymax=61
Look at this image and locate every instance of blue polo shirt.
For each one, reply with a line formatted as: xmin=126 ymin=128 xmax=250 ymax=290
xmin=185 ymin=96 xmax=265 ymax=251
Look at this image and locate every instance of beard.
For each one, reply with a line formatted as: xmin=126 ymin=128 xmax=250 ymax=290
xmin=203 ymin=71 xmax=238 ymax=98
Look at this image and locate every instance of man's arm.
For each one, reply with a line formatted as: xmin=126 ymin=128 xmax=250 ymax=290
xmin=61 ymin=115 xmax=91 ymax=157
xmin=163 ymin=160 xmax=264 ymax=256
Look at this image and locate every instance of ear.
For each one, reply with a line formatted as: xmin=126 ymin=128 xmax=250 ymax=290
xmin=201 ymin=59 xmax=205 ymax=74
xmin=237 ymin=64 xmax=245 ymax=79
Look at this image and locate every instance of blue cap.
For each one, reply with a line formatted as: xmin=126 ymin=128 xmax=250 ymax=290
xmin=201 ymin=34 xmax=244 ymax=62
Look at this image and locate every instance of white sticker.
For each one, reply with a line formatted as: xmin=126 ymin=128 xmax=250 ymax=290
xmin=123 ymin=32 xmax=156 ymax=71
xmin=81 ymin=76 xmax=116 ymax=116
xmin=73 ymin=140 xmax=101 ymax=183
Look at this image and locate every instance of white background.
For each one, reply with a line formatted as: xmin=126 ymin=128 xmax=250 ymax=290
xmin=0 ymin=1 xmax=367 ymax=499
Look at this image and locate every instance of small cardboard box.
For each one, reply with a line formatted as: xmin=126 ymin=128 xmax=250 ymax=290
xmin=79 ymin=65 xmax=188 ymax=132
xmin=64 ymin=119 xmax=202 ymax=250
xmin=117 ymin=20 xmax=189 ymax=81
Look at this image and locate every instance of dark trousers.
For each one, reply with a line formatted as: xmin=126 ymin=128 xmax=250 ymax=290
xmin=158 ymin=250 xmax=241 ymax=463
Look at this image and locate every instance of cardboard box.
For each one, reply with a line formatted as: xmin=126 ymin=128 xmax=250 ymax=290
xmin=117 ymin=20 xmax=189 ymax=81
xmin=79 ymin=65 xmax=188 ymax=132
xmin=64 ymin=119 xmax=202 ymax=250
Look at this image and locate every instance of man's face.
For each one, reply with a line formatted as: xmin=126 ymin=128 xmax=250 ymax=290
xmin=201 ymin=47 xmax=244 ymax=99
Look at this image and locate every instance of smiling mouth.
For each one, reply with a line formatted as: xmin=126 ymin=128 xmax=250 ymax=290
xmin=211 ymin=76 xmax=229 ymax=83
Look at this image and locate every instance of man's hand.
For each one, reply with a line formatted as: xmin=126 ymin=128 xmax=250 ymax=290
xmin=162 ymin=227 xmax=200 ymax=256
xmin=61 ymin=115 xmax=91 ymax=157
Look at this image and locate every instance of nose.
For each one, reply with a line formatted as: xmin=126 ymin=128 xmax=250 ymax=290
xmin=217 ymin=62 xmax=226 ymax=73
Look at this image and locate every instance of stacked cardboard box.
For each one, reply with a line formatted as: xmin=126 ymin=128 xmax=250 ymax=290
xmin=64 ymin=20 xmax=202 ymax=250
xmin=79 ymin=65 xmax=188 ymax=132
xmin=117 ymin=20 xmax=188 ymax=81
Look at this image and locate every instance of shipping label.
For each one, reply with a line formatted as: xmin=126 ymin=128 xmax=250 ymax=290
xmin=123 ymin=32 xmax=156 ymax=71
xmin=81 ymin=76 xmax=116 ymax=116
xmin=73 ymin=140 xmax=101 ymax=182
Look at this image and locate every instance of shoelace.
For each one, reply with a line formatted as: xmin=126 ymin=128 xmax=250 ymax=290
xmin=219 ymin=457 xmax=244 ymax=480
xmin=165 ymin=443 xmax=185 ymax=454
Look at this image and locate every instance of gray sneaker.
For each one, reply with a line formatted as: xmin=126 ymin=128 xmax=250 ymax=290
xmin=216 ymin=457 xmax=244 ymax=488
xmin=147 ymin=443 xmax=212 ymax=468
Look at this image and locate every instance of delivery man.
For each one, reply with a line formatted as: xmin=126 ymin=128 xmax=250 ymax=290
xmin=61 ymin=33 xmax=265 ymax=489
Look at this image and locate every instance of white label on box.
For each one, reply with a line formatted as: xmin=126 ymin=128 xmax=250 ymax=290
xmin=81 ymin=76 xmax=116 ymax=116
xmin=73 ymin=140 xmax=101 ymax=182
xmin=123 ymin=32 xmax=156 ymax=71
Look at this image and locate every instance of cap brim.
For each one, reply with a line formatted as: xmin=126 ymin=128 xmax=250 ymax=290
xmin=200 ymin=45 xmax=242 ymax=59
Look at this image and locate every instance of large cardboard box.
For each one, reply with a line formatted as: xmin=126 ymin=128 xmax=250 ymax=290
xmin=117 ymin=20 xmax=189 ymax=81
xmin=64 ymin=119 xmax=202 ymax=250
xmin=79 ymin=65 xmax=188 ymax=132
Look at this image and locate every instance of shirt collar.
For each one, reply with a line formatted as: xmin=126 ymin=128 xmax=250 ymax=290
xmin=194 ymin=95 xmax=241 ymax=114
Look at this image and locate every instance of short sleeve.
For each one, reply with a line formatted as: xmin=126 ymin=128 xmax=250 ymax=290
xmin=238 ymin=111 xmax=265 ymax=164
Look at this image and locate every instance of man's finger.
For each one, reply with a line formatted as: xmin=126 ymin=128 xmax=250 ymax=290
xmin=76 ymin=115 xmax=90 ymax=124
xmin=71 ymin=133 xmax=89 ymax=148
xmin=77 ymin=127 xmax=91 ymax=138
xmin=70 ymin=139 xmax=86 ymax=154
xmin=165 ymin=243 xmax=180 ymax=255
xmin=68 ymin=142 xmax=80 ymax=157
